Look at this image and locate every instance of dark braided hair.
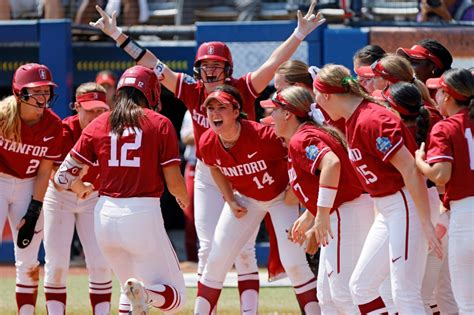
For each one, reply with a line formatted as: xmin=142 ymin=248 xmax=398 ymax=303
xmin=418 ymin=39 xmax=453 ymax=76
xmin=388 ymin=82 xmax=430 ymax=146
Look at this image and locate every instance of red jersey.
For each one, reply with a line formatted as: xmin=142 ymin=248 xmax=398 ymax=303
xmin=57 ymin=115 xmax=100 ymax=188
xmin=288 ymin=124 xmax=363 ymax=215
xmin=71 ymin=108 xmax=180 ymax=198
xmin=345 ymin=101 xmax=418 ymax=197
xmin=0 ymin=109 xmax=62 ymax=179
xmin=318 ymin=106 xmax=345 ymax=135
xmin=175 ymin=73 xmax=258 ymax=159
xmin=199 ymin=120 xmax=288 ymax=201
xmin=425 ymin=108 xmax=474 ymax=208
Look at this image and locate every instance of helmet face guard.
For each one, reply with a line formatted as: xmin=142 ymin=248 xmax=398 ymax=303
xmin=117 ymin=65 xmax=161 ymax=111
xmin=193 ymin=42 xmax=233 ymax=82
xmin=12 ymin=63 xmax=58 ymax=108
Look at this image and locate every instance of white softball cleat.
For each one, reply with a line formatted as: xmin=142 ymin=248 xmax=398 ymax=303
xmin=124 ymin=278 xmax=149 ymax=315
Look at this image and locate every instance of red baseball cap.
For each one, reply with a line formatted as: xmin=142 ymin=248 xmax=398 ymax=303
xmin=355 ymin=66 xmax=375 ymax=79
xmin=396 ymin=45 xmax=444 ymax=69
xmin=203 ymin=90 xmax=240 ymax=109
xmin=96 ymin=72 xmax=117 ymax=87
xmin=76 ymin=91 xmax=109 ymax=110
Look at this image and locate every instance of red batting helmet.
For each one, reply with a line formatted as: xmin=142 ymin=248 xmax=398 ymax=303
xmin=12 ymin=63 xmax=57 ymax=98
xmin=117 ymin=65 xmax=161 ymax=111
xmin=193 ymin=41 xmax=233 ymax=79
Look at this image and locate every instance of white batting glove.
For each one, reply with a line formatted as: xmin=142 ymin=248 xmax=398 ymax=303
xmin=89 ymin=5 xmax=122 ymax=40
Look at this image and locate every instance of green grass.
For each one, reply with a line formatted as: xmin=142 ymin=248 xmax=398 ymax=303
xmin=0 ymin=273 xmax=301 ymax=314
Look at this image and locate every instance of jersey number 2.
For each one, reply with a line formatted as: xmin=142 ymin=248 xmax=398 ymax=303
xmin=108 ymin=128 xmax=142 ymax=167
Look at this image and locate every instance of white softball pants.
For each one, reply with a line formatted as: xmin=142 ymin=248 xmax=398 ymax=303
xmin=448 ymin=196 xmax=474 ymax=314
xmin=194 ymin=160 xmax=258 ymax=275
xmin=349 ymin=187 xmax=428 ymax=314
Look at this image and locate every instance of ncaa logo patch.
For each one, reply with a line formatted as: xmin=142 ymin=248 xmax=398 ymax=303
xmin=207 ymin=45 xmax=214 ymax=55
xmin=305 ymin=145 xmax=319 ymax=161
xmin=183 ymin=74 xmax=196 ymax=85
xmin=376 ymin=137 xmax=392 ymax=154
xmin=39 ymin=69 xmax=47 ymax=80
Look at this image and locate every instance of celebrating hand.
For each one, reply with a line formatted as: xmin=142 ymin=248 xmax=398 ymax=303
xmin=89 ymin=5 xmax=121 ymax=38
xmin=295 ymin=0 xmax=326 ymax=39
xmin=311 ymin=210 xmax=333 ymax=247
xmin=289 ymin=210 xmax=314 ymax=244
xmin=415 ymin=142 xmax=427 ymax=165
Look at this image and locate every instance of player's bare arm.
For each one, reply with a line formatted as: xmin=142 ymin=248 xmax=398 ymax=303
xmin=283 ymin=186 xmax=300 ymax=205
xmin=309 ymin=151 xmax=338 ymax=247
xmin=90 ymin=5 xmax=179 ymax=94
xmin=390 ymin=145 xmax=443 ymax=259
xmin=163 ymin=164 xmax=189 ymax=209
xmin=210 ymin=166 xmax=248 ymax=218
xmin=250 ymin=0 xmax=326 ymax=94
xmin=415 ymin=142 xmax=452 ymax=185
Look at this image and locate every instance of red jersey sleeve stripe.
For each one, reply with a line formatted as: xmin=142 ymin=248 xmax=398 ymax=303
xmin=245 ymin=72 xmax=259 ymax=99
xmin=426 ymin=155 xmax=453 ymax=163
xmin=71 ymin=149 xmax=94 ymax=166
xmin=310 ymin=147 xmax=330 ymax=174
xmin=382 ymin=138 xmax=403 ymax=162
xmin=161 ymin=158 xmax=181 ymax=166
xmin=176 ymin=73 xmax=183 ymax=99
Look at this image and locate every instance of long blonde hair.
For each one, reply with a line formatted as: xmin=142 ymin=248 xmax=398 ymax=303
xmin=0 ymin=95 xmax=21 ymax=143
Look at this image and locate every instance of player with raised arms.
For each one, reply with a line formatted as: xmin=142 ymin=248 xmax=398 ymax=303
xmin=416 ymin=68 xmax=474 ymax=314
xmin=0 ymin=63 xmax=62 ymax=314
xmin=54 ymin=65 xmax=189 ymax=315
xmin=89 ymin=3 xmax=326 ymax=312
xmin=195 ymin=85 xmax=320 ymax=315
xmin=313 ymin=64 xmax=442 ymax=313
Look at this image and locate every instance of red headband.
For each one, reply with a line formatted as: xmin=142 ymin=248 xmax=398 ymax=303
xmin=382 ymin=88 xmax=419 ymax=118
xmin=439 ymin=77 xmax=470 ymax=101
xmin=203 ymin=90 xmax=241 ymax=109
xmin=77 ymin=91 xmax=107 ymax=103
xmin=313 ymin=76 xmax=347 ymax=94
xmin=273 ymin=93 xmax=309 ymax=118
xmin=371 ymin=61 xmax=400 ymax=84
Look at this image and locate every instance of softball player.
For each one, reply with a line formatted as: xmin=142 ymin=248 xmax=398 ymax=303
xmin=314 ymin=64 xmax=442 ymax=313
xmin=54 ymin=66 xmax=189 ymax=315
xmin=0 ymin=63 xmax=62 ymax=314
xmin=195 ymin=85 xmax=320 ymax=315
xmin=381 ymin=81 xmax=458 ymax=314
xmin=262 ymin=86 xmax=374 ymax=313
xmin=416 ymin=68 xmax=474 ymax=314
xmin=89 ymin=4 xmax=326 ymax=311
xmin=43 ymin=83 xmax=112 ymax=315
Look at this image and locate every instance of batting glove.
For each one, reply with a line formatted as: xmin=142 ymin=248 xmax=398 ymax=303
xmin=17 ymin=198 xmax=42 ymax=249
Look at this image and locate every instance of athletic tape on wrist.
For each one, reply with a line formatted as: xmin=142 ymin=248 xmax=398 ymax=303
xmin=54 ymin=154 xmax=84 ymax=190
xmin=118 ymin=37 xmax=146 ymax=62
xmin=153 ymin=60 xmax=165 ymax=79
xmin=110 ymin=27 xmax=123 ymax=41
xmin=293 ymin=28 xmax=306 ymax=41
xmin=317 ymin=186 xmax=337 ymax=208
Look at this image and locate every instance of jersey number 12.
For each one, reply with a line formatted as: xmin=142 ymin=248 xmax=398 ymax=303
xmin=108 ymin=127 xmax=142 ymax=167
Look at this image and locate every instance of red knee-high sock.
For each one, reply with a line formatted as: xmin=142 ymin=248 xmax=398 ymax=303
xmin=238 ymin=272 xmax=259 ymax=313
xmin=196 ymin=281 xmax=222 ymax=315
xmin=294 ymin=277 xmax=319 ymax=313
xmin=358 ymin=296 xmax=387 ymax=314
xmin=16 ymin=284 xmax=38 ymax=313
xmin=44 ymin=284 xmax=67 ymax=315
xmin=89 ymin=280 xmax=112 ymax=315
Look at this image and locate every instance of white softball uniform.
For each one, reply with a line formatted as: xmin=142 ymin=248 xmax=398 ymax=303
xmin=349 ymin=187 xmax=429 ymax=314
xmin=194 ymin=159 xmax=259 ymax=276
xmin=43 ymin=182 xmax=112 ymax=295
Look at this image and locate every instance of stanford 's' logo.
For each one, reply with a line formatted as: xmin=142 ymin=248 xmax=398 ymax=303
xmin=39 ymin=69 xmax=47 ymax=80
xmin=207 ymin=45 xmax=214 ymax=55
